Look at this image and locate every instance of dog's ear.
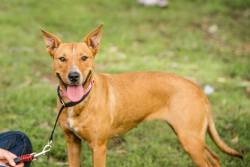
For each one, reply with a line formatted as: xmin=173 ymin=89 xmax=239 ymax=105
xmin=41 ymin=29 xmax=61 ymax=56
xmin=83 ymin=24 xmax=103 ymax=56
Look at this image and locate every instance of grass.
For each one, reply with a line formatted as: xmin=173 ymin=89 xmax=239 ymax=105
xmin=0 ymin=0 xmax=249 ymax=166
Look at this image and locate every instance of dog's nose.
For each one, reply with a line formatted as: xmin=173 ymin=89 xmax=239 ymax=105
xmin=68 ymin=71 xmax=80 ymax=83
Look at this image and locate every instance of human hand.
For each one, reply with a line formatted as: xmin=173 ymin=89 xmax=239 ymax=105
xmin=0 ymin=148 xmax=24 ymax=167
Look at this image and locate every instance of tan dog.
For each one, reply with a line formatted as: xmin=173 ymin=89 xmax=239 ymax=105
xmin=41 ymin=25 xmax=242 ymax=167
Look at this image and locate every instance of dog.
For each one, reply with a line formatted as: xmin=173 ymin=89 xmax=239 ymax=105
xmin=41 ymin=25 xmax=242 ymax=167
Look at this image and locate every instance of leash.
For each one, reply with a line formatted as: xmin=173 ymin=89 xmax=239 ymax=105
xmin=13 ymin=71 xmax=93 ymax=165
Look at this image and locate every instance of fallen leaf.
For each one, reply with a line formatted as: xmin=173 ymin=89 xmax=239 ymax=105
xmin=231 ymin=135 xmax=239 ymax=144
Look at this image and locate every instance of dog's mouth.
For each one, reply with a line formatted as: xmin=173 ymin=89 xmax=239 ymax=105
xmin=65 ymin=85 xmax=84 ymax=102
xmin=56 ymin=71 xmax=92 ymax=102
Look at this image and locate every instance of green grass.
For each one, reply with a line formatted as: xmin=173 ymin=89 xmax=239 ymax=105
xmin=0 ymin=0 xmax=249 ymax=166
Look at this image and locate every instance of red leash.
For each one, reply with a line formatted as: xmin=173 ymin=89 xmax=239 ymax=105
xmin=14 ymin=154 xmax=34 ymax=164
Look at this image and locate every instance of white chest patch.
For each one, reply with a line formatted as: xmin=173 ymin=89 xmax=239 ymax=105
xmin=67 ymin=108 xmax=79 ymax=132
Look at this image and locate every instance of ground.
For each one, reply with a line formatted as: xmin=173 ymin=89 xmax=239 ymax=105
xmin=0 ymin=0 xmax=249 ymax=166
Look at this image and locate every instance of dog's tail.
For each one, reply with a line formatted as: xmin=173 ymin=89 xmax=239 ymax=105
xmin=207 ymin=111 xmax=243 ymax=159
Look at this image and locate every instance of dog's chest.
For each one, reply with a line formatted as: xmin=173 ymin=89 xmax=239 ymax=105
xmin=66 ymin=108 xmax=96 ymax=140
xmin=67 ymin=108 xmax=80 ymax=135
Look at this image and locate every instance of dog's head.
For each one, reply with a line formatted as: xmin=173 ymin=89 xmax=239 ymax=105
xmin=41 ymin=25 xmax=102 ymax=101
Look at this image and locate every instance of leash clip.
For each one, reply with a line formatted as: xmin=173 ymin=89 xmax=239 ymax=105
xmin=33 ymin=141 xmax=52 ymax=159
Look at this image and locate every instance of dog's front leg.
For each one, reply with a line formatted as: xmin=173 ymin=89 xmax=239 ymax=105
xmin=91 ymin=142 xmax=107 ymax=167
xmin=64 ymin=130 xmax=82 ymax=167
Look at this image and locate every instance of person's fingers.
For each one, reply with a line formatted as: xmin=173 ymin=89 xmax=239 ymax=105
xmin=0 ymin=149 xmax=15 ymax=159
xmin=4 ymin=152 xmax=16 ymax=166
xmin=16 ymin=162 xmax=24 ymax=167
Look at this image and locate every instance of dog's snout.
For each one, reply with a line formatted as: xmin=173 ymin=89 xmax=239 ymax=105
xmin=68 ymin=71 xmax=80 ymax=83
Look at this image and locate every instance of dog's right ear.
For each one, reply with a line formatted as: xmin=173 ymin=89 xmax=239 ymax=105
xmin=41 ymin=29 xmax=61 ymax=56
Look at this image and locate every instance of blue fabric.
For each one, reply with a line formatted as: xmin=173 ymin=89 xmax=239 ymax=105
xmin=0 ymin=131 xmax=32 ymax=167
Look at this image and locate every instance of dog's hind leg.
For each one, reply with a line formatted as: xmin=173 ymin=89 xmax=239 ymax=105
xmin=204 ymin=146 xmax=221 ymax=167
xmin=176 ymin=132 xmax=221 ymax=167
xmin=178 ymin=133 xmax=208 ymax=167
xmin=164 ymin=100 xmax=221 ymax=166
xmin=165 ymin=113 xmax=221 ymax=167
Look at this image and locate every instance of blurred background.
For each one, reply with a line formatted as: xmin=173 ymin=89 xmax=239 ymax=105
xmin=0 ymin=0 xmax=249 ymax=166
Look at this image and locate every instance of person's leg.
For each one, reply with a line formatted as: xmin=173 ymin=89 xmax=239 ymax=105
xmin=0 ymin=131 xmax=32 ymax=167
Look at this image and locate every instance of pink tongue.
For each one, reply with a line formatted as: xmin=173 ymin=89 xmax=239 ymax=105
xmin=66 ymin=85 xmax=84 ymax=102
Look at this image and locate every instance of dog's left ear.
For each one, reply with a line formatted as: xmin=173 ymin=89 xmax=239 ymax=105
xmin=41 ymin=29 xmax=61 ymax=57
xmin=83 ymin=24 xmax=103 ymax=56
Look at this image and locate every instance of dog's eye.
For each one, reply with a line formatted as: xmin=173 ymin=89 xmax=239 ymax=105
xmin=81 ymin=55 xmax=88 ymax=61
xmin=59 ymin=57 xmax=66 ymax=62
